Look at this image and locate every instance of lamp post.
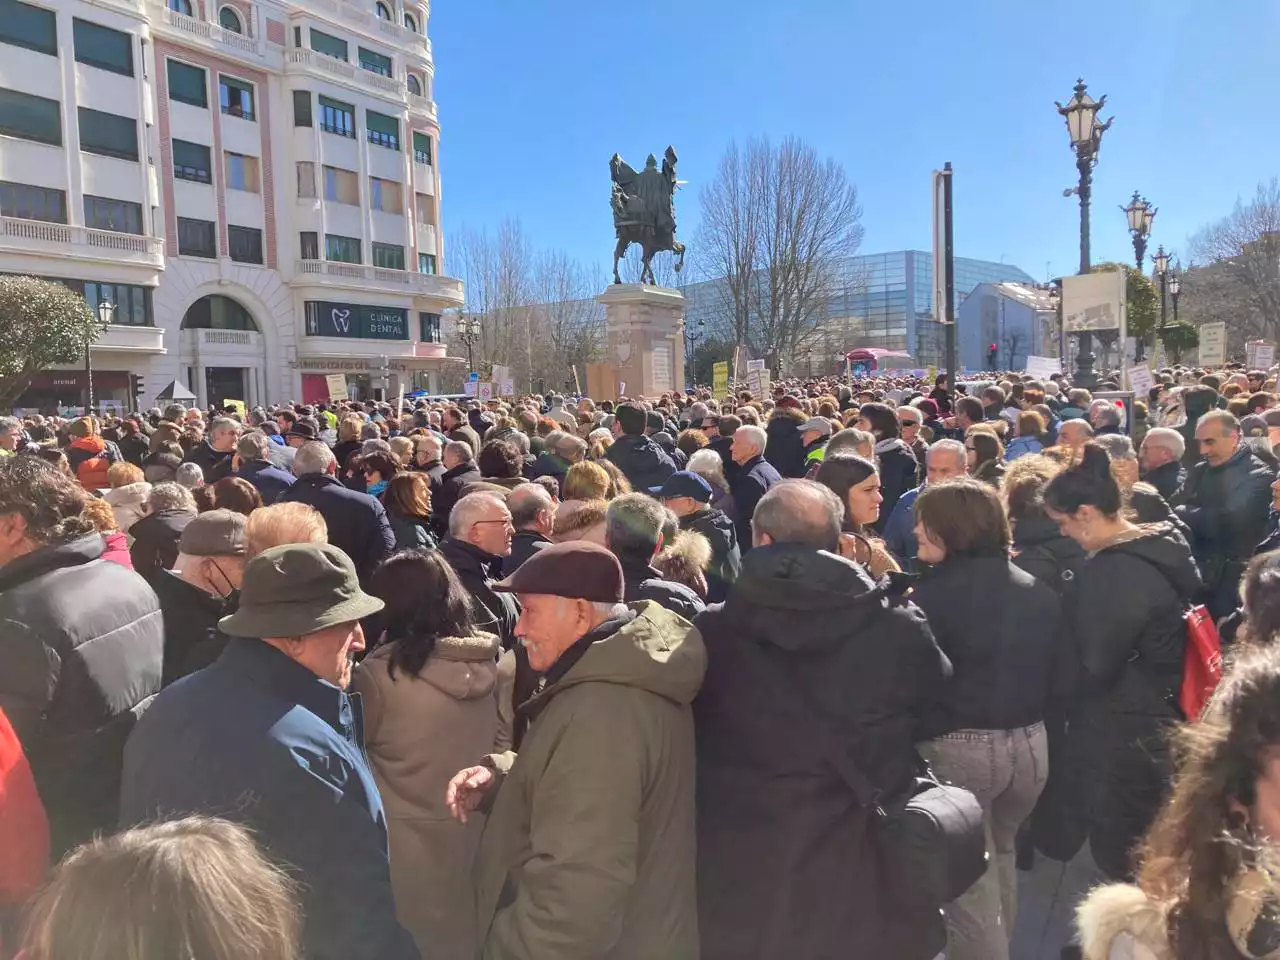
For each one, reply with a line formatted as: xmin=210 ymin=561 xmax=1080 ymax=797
xmin=90 ymin=300 xmax=114 ymax=413
xmin=455 ymin=315 xmax=481 ymax=377
xmin=1153 ymin=244 xmax=1170 ymax=341
xmin=1122 ymin=191 xmax=1156 ymax=270
xmin=1056 ymin=78 xmax=1113 ymax=387
xmin=1169 ymin=267 xmax=1181 ymax=326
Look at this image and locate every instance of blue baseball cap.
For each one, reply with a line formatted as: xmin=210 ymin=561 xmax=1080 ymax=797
xmin=649 ymin=470 xmax=713 ymax=503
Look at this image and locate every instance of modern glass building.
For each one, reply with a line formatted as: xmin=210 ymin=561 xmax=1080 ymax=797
xmin=683 ymin=250 xmax=1034 ymax=370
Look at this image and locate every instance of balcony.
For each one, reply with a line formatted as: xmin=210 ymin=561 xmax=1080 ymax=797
xmin=94 ymin=324 xmax=166 ymax=355
xmin=304 ymin=0 xmax=431 ymax=57
xmin=147 ymin=2 xmax=266 ymax=60
xmin=293 ymin=258 xmax=463 ymax=305
xmin=0 ymin=216 xmax=165 ymax=270
xmin=285 ymin=48 xmax=406 ymax=101
xmin=408 ymin=92 xmax=437 ymax=121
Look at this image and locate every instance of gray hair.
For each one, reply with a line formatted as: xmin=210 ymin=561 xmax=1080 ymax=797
xmin=209 ymin=417 xmax=240 ymax=438
xmin=174 ymin=462 xmax=204 ymax=489
xmin=444 ymin=440 xmax=474 ymax=463
xmin=1143 ymin=426 xmax=1186 ymax=460
xmin=605 ymin=492 xmax=666 ymax=560
xmin=415 ymin=432 xmax=442 ymax=457
xmin=734 ymin=424 xmax=767 ymax=455
xmin=292 ymin=441 xmax=336 ymax=477
xmin=555 ymin=434 xmax=587 ymax=462
xmin=751 ymin=479 xmax=842 ymax=551
xmin=543 ymin=429 xmax=568 ymax=450
xmin=687 ymin=448 xmax=729 ymax=493
xmin=1094 ymin=433 xmax=1136 ymax=462
xmin=0 ymin=416 xmax=20 ymax=435
xmin=1090 ymin=401 xmax=1122 ymax=428
xmin=148 ymin=481 xmax=197 ymax=514
xmin=449 ymin=491 xmax=507 ymax=538
xmin=505 ymin=430 xmax=530 ymax=455
xmin=236 ymin=432 xmax=272 ymax=461
xmin=826 ymin=428 xmax=875 ymax=456
xmin=361 ymin=438 xmax=392 ymax=456
xmin=508 ymin=483 xmax=553 ymax=529
xmin=590 ymin=600 xmax=629 ymax=620
xmin=1199 ymin=409 xmax=1241 ymax=435
xmin=927 ymin=439 xmax=967 ymax=469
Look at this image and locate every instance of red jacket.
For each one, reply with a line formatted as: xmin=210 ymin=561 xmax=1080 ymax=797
xmin=66 ymin=436 xmax=118 ymax=491
xmin=100 ymin=531 xmax=134 ymax=570
xmin=0 ymin=706 xmax=49 ymax=907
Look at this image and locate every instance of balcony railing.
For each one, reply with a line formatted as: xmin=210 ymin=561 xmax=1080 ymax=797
xmin=295 ymin=258 xmax=463 ymax=303
xmin=286 ymin=48 xmax=407 ymax=99
xmin=0 ymin=216 xmax=165 ymax=259
xmin=408 ymin=92 xmax=437 ymax=120
xmin=149 ymin=3 xmax=261 ymax=55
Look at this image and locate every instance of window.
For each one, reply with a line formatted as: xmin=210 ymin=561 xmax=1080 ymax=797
xmin=322 ymin=165 xmax=358 ymax=204
xmin=325 ymin=234 xmax=360 ymax=264
xmin=167 ymin=60 xmax=208 ymax=108
xmin=0 ymin=181 xmax=66 ymax=223
xmin=292 ymin=25 xmax=300 ymax=47
xmin=297 ymin=161 xmax=316 ymax=198
xmin=292 ymin=89 xmax=312 ymax=127
xmin=370 ymin=177 xmax=401 ymax=213
xmin=182 ymin=295 xmax=256 ymax=331
xmin=84 ymin=281 xmax=152 ymax=326
xmin=177 ymin=217 xmax=216 ymax=258
xmin=375 ymin=2 xmax=390 ymax=18
xmin=358 ymin=47 xmax=392 ymax=77
xmin=418 ymin=253 xmax=436 ymax=275
xmin=318 ymin=96 xmax=354 ymax=137
xmin=172 ymin=139 xmax=211 ymax=183
xmin=228 ymin=225 xmax=262 ymax=264
xmin=413 ymin=131 xmax=432 ymax=165
xmin=168 ymin=0 xmax=191 ymax=13
xmin=372 ymin=242 xmax=404 ymax=270
xmin=419 ymin=312 xmax=441 ymax=342
xmin=0 ymin=88 xmax=61 ymax=146
xmin=366 ymin=110 xmax=398 ymax=150
xmin=406 ymin=74 xmax=421 ymax=97
xmin=300 ymin=231 xmax=319 ymax=259
xmin=218 ymin=6 xmax=242 ymax=32
xmin=78 ymin=107 xmax=137 ymax=161
xmin=415 ymin=192 xmax=434 ymax=224
xmin=224 ymin=152 xmax=260 ymax=192
xmin=309 ymin=28 xmax=347 ymax=61
xmin=72 ymin=19 xmax=133 ymax=76
xmin=404 ymin=13 xmax=417 ymax=32
xmin=83 ymin=195 xmax=142 ymax=234
xmin=219 ymin=76 xmax=254 ymax=120
xmin=0 ymin=0 xmax=57 ymax=56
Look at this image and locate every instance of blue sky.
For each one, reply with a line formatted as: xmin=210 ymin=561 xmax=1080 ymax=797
xmin=431 ymin=0 xmax=1279 ymax=283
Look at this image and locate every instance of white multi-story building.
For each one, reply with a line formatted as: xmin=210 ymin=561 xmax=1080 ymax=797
xmin=0 ymin=0 xmax=462 ymax=412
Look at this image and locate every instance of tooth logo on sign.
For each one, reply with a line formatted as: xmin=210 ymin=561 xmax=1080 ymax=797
xmin=332 ymin=309 xmax=351 ymax=334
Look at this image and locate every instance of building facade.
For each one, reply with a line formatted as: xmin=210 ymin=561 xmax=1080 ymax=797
xmin=0 ymin=0 xmax=463 ymax=414
xmin=956 ymin=282 xmax=1059 ymax=373
xmin=682 ymin=250 xmax=1034 ymax=372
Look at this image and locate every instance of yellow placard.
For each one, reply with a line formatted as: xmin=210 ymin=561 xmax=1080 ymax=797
xmin=712 ymin=361 xmax=729 ymax=395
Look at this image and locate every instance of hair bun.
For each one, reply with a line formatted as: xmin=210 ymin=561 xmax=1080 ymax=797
xmin=1078 ymin=442 xmax=1112 ymax=478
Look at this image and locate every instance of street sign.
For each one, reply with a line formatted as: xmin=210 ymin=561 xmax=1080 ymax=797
xmin=478 ymin=382 xmax=494 ymax=401
xmin=1199 ymin=322 xmax=1227 ymax=367
xmin=468 ymin=371 xmax=479 ymax=381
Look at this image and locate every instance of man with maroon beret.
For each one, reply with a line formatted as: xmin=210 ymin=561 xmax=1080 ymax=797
xmin=447 ymin=541 xmax=705 ymax=960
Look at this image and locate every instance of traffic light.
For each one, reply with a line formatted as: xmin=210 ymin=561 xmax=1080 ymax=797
xmin=130 ymin=373 xmax=144 ymax=409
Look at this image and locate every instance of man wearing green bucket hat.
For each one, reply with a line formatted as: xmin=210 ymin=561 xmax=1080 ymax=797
xmin=120 ymin=543 xmax=418 ymax=960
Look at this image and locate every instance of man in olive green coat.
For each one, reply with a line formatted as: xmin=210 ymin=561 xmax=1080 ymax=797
xmin=447 ymin=540 xmax=705 ymax=960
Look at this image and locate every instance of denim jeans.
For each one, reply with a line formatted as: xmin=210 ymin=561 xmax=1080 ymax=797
xmin=920 ymin=723 xmax=1049 ymax=960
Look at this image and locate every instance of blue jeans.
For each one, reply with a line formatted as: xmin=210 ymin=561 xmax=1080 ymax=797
xmin=920 ymin=723 xmax=1049 ymax=960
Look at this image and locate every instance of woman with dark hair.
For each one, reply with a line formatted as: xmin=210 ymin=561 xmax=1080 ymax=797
xmin=1044 ymin=441 xmax=1202 ymax=881
xmin=204 ymin=476 xmax=263 ymax=516
xmin=477 ymin=439 xmax=524 ymax=490
xmin=910 ymin=479 xmax=1065 ymax=960
xmin=814 ymin=454 xmax=900 ymax=577
xmin=353 ymin=549 xmax=502 ymax=960
xmin=360 ymin=450 xmax=401 ymax=501
xmin=965 ymin=428 xmax=1006 ymax=487
xmin=1076 ymin=645 xmax=1280 ymax=958
xmin=857 ymin=401 xmax=918 ymax=533
xmin=384 ymin=472 xmax=437 ymax=550
xmin=1235 ymin=549 xmax=1280 ymax=647
xmin=1001 ymin=454 xmax=1084 ymax=593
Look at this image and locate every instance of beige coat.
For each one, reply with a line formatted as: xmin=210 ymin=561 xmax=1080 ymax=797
xmin=352 ymin=632 xmax=502 ymax=960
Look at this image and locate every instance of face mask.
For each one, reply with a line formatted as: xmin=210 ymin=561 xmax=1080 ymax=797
xmin=367 ymin=479 xmax=389 ymax=497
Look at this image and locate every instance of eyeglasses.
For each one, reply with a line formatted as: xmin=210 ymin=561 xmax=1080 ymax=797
xmin=473 ymin=519 xmax=514 ymax=529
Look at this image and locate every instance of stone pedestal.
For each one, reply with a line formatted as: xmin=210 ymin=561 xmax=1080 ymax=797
xmin=596 ymin=284 xmax=685 ymax=399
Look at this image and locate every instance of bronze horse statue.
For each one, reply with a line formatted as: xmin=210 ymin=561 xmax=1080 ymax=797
xmin=610 ymin=147 xmax=686 ymax=285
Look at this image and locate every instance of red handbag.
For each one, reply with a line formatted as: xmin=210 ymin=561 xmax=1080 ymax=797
xmin=1181 ymin=605 xmax=1224 ymax=721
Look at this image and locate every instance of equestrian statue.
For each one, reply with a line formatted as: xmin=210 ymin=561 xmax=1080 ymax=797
xmin=610 ymin=146 xmax=686 ymax=285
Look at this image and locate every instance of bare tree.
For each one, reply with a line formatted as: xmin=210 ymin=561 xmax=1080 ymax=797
xmin=695 ymin=136 xmax=864 ymax=370
xmin=528 ymin=251 xmax=605 ymax=394
xmin=1002 ymin=329 xmax=1027 ymax=370
xmin=1187 ymin=178 xmax=1280 ymax=349
xmin=450 ymin=219 xmax=532 ymax=379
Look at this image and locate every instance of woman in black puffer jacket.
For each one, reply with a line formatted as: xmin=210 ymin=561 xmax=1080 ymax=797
xmin=858 ymin=402 xmax=918 ymax=535
xmin=1043 ymin=442 xmax=1202 ymax=881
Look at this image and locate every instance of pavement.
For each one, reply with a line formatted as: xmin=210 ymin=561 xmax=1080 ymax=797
xmin=1010 ymin=845 xmax=1106 ymax=960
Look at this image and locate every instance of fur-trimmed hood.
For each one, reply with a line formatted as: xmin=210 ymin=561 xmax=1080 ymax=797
xmin=1077 ymin=883 xmax=1172 ymax=960
xmin=768 ymin=406 xmax=808 ymax=425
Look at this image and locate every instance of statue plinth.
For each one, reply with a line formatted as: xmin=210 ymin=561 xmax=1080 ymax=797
xmin=594 ymin=284 xmax=685 ymax=399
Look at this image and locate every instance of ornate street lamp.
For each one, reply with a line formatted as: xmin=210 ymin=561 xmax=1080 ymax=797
xmin=89 ymin=300 xmax=115 ymax=413
xmin=1153 ymin=244 xmax=1170 ymax=333
xmin=455 ymin=315 xmax=482 ymax=376
xmin=1122 ymin=191 xmax=1156 ymax=270
xmin=1056 ymin=78 xmax=1113 ymax=387
xmin=1169 ymin=267 xmax=1181 ymax=325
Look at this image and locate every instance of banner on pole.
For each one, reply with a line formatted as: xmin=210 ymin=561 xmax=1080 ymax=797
xmin=1061 ymin=272 xmax=1126 ymax=333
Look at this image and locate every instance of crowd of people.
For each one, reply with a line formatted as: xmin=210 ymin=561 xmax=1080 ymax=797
xmin=2 ymin=362 xmax=1280 ymax=959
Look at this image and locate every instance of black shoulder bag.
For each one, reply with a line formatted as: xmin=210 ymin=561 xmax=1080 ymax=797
xmin=753 ymin=650 xmax=987 ymax=908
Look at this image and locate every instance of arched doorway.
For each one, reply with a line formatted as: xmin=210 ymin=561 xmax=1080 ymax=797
xmin=181 ymin=295 xmax=263 ymax=408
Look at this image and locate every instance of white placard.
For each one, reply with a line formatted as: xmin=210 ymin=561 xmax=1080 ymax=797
xmin=1128 ymin=362 xmax=1154 ymax=397
xmin=746 ymin=359 xmax=766 ymax=373
xmin=491 ymin=365 xmax=510 ymax=384
xmin=325 ymin=373 xmax=349 ymax=401
xmin=463 ymin=381 xmax=477 ymax=397
xmin=499 ymin=379 xmax=514 ymax=397
xmin=619 ymin=381 xmax=626 ymax=395
xmin=1024 ymin=356 xmax=1061 ymax=380
xmin=1199 ymin=322 xmax=1227 ymax=367
xmin=1062 ymin=271 xmax=1126 ymax=333
xmin=1255 ymin=344 xmax=1275 ymax=370
xmin=478 ymin=382 xmax=494 ymax=401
